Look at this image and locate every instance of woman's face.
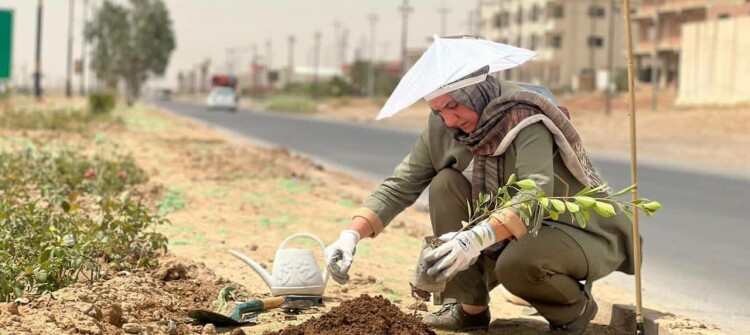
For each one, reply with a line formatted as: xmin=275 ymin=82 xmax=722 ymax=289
xmin=427 ymin=94 xmax=479 ymax=133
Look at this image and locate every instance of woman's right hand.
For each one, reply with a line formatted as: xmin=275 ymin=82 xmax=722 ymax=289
xmin=324 ymin=230 xmax=360 ymax=284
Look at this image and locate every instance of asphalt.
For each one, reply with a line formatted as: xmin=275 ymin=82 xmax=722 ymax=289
xmin=150 ymin=100 xmax=750 ymax=333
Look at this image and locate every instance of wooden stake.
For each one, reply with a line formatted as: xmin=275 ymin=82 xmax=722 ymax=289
xmin=621 ymin=0 xmax=645 ymax=334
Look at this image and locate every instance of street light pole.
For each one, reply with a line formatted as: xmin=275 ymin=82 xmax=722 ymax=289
xmin=605 ymin=0 xmax=616 ymax=116
xmin=367 ymin=12 xmax=378 ymax=98
xmin=287 ymin=35 xmax=295 ymax=85
xmin=66 ymin=0 xmax=74 ymax=97
xmin=313 ymin=31 xmax=321 ymax=98
xmin=398 ymin=0 xmax=413 ymax=76
xmin=80 ymin=0 xmax=89 ymax=95
xmin=651 ymin=0 xmax=660 ymax=111
xmin=34 ymin=0 xmax=44 ymax=99
xmin=438 ymin=3 xmax=450 ymax=37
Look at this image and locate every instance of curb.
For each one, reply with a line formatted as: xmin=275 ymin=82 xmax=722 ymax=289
xmin=597 ymin=299 xmax=676 ymax=335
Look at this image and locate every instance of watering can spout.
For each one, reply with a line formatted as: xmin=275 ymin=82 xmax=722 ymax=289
xmin=228 ymin=249 xmax=275 ymax=290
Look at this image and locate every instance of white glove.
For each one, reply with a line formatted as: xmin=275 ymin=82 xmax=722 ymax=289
xmin=424 ymin=222 xmax=497 ymax=283
xmin=324 ymin=230 xmax=360 ymax=284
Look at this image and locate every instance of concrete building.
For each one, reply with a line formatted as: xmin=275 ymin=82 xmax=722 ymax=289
xmin=630 ymin=0 xmax=750 ymax=88
xmin=480 ymin=0 xmax=631 ymax=92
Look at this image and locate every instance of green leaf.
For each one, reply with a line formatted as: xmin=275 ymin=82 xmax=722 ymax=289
xmin=61 ymin=201 xmax=71 ymax=213
xmin=565 ymin=201 xmax=580 ymax=213
xmin=466 ymin=199 xmax=472 ymax=219
xmin=574 ymin=196 xmax=596 ymax=209
xmin=505 ymin=173 xmax=517 ymax=186
xmin=516 ymin=179 xmax=537 ymax=191
xmin=539 ymin=197 xmax=550 ymax=208
xmin=549 ymin=211 xmax=559 ymax=220
xmin=642 ymin=201 xmax=662 ymax=212
xmin=574 ymin=211 xmax=587 ymax=228
xmin=550 ymin=199 xmax=565 ymax=212
xmin=622 ymin=206 xmax=635 ymax=222
xmin=593 ymin=201 xmax=616 ymax=217
xmin=611 ymin=184 xmax=637 ymax=197
xmin=38 ymin=249 xmax=52 ymax=264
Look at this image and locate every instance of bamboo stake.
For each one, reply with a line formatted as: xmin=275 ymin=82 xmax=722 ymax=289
xmin=621 ymin=0 xmax=645 ymax=334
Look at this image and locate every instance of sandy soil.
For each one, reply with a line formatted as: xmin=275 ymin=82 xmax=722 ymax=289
xmin=0 ymin=99 xmax=728 ymax=334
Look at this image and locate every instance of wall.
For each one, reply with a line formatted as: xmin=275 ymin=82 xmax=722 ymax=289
xmin=677 ymin=17 xmax=750 ymax=105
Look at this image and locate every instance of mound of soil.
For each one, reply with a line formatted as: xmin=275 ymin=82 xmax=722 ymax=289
xmin=0 ymin=255 xmax=248 ymax=335
xmin=267 ymin=295 xmax=435 ymax=335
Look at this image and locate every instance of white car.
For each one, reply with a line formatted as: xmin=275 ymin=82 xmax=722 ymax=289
xmin=206 ymin=87 xmax=238 ymax=112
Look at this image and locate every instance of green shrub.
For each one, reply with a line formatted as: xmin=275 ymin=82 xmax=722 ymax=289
xmin=0 ymin=146 xmax=148 ymax=203
xmin=0 ymin=145 xmax=167 ymax=301
xmin=267 ymin=94 xmax=318 ymax=114
xmin=0 ymin=107 xmax=91 ymax=131
xmin=88 ymin=91 xmax=116 ymax=115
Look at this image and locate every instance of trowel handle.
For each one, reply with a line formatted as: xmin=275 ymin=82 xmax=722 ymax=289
xmin=277 ymin=233 xmax=329 ymax=283
xmin=228 ymin=297 xmax=285 ymax=320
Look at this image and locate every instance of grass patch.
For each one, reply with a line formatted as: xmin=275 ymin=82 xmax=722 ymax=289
xmin=280 ymin=179 xmax=309 ymax=194
xmin=256 ymin=216 xmax=291 ymax=229
xmin=0 ymin=105 xmax=120 ymax=132
xmin=267 ymin=95 xmax=317 ymax=114
xmin=159 ymin=189 xmax=186 ymax=215
xmin=338 ymin=199 xmax=355 ymax=208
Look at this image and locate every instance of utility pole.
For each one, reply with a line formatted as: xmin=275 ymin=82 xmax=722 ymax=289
xmin=265 ymin=39 xmax=272 ymax=69
xmin=398 ymin=0 xmax=413 ymax=76
xmin=475 ymin=0 xmax=482 ymax=36
xmin=333 ymin=19 xmax=342 ymax=70
xmin=367 ymin=12 xmax=378 ymax=98
xmin=341 ymin=28 xmax=349 ymax=70
xmin=438 ymin=3 xmax=450 ymax=37
xmin=79 ymin=0 xmax=88 ymax=95
xmin=65 ymin=0 xmax=74 ymax=97
xmin=313 ymin=31 xmax=321 ymax=98
xmin=589 ymin=0 xmax=598 ymax=80
xmin=287 ymin=35 xmax=295 ymax=84
xmin=651 ymin=0 xmax=660 ymax=111
xmin=34 ymin=0 xmax=44 ymax=99
xmin=605 ymin=0 xmax=616 ymax=115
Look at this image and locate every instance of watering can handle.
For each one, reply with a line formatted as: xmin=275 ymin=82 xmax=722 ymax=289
xmin=277 ymin=233 xmax=328 ymax=284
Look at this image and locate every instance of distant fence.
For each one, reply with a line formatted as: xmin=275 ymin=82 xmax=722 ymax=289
xmin=677 ymin=17 xmax=750 ymax=106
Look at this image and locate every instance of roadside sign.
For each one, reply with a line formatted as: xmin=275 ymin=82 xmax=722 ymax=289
xmin=0 ymin=9 xmax=13 ymax=80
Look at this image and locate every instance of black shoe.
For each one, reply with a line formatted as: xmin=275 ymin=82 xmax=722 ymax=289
xmin=422 ymin=303 xmax=490 ymax=331
xmin=545 ymin=297 xmax=598 ymax=335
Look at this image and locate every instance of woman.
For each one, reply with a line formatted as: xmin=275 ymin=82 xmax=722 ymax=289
xmin=324 ymin=67 xmax=637 ymax=335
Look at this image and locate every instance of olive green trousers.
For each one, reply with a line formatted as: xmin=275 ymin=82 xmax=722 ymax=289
xmin=429 ymin=168 xmax=590 ymax=326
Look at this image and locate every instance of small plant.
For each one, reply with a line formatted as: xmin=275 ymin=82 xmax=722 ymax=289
xmin=463 ymin=174 xmax=662 ymax=234
xmin=88 ymin=91 xmax=116 ymax=115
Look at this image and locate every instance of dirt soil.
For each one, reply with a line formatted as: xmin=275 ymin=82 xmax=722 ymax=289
xmin=267 ymin=295 xmax=435 ymax=335
xmin=0 ymin=98 xmax=728 ymax=335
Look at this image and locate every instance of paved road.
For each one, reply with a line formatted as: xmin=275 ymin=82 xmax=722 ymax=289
xmin=152 ymin=100 xmax=750 ymax=332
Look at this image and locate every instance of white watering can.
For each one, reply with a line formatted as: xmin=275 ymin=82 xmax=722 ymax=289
xmin=228 ymin=233 xmax=329 ymax=296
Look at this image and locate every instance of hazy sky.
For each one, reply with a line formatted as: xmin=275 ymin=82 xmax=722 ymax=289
xmin=0 ymin=0 xmax=481 ymax=89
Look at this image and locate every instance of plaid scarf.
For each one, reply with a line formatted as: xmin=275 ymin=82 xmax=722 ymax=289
xmin=451 ymin=84 xmax=610 ymax=201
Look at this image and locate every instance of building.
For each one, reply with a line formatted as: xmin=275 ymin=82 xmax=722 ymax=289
xmin=630 ymin=0 xmax=750 ymax=88
xmin=480 ymin=0 xmax=631 ymax=92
